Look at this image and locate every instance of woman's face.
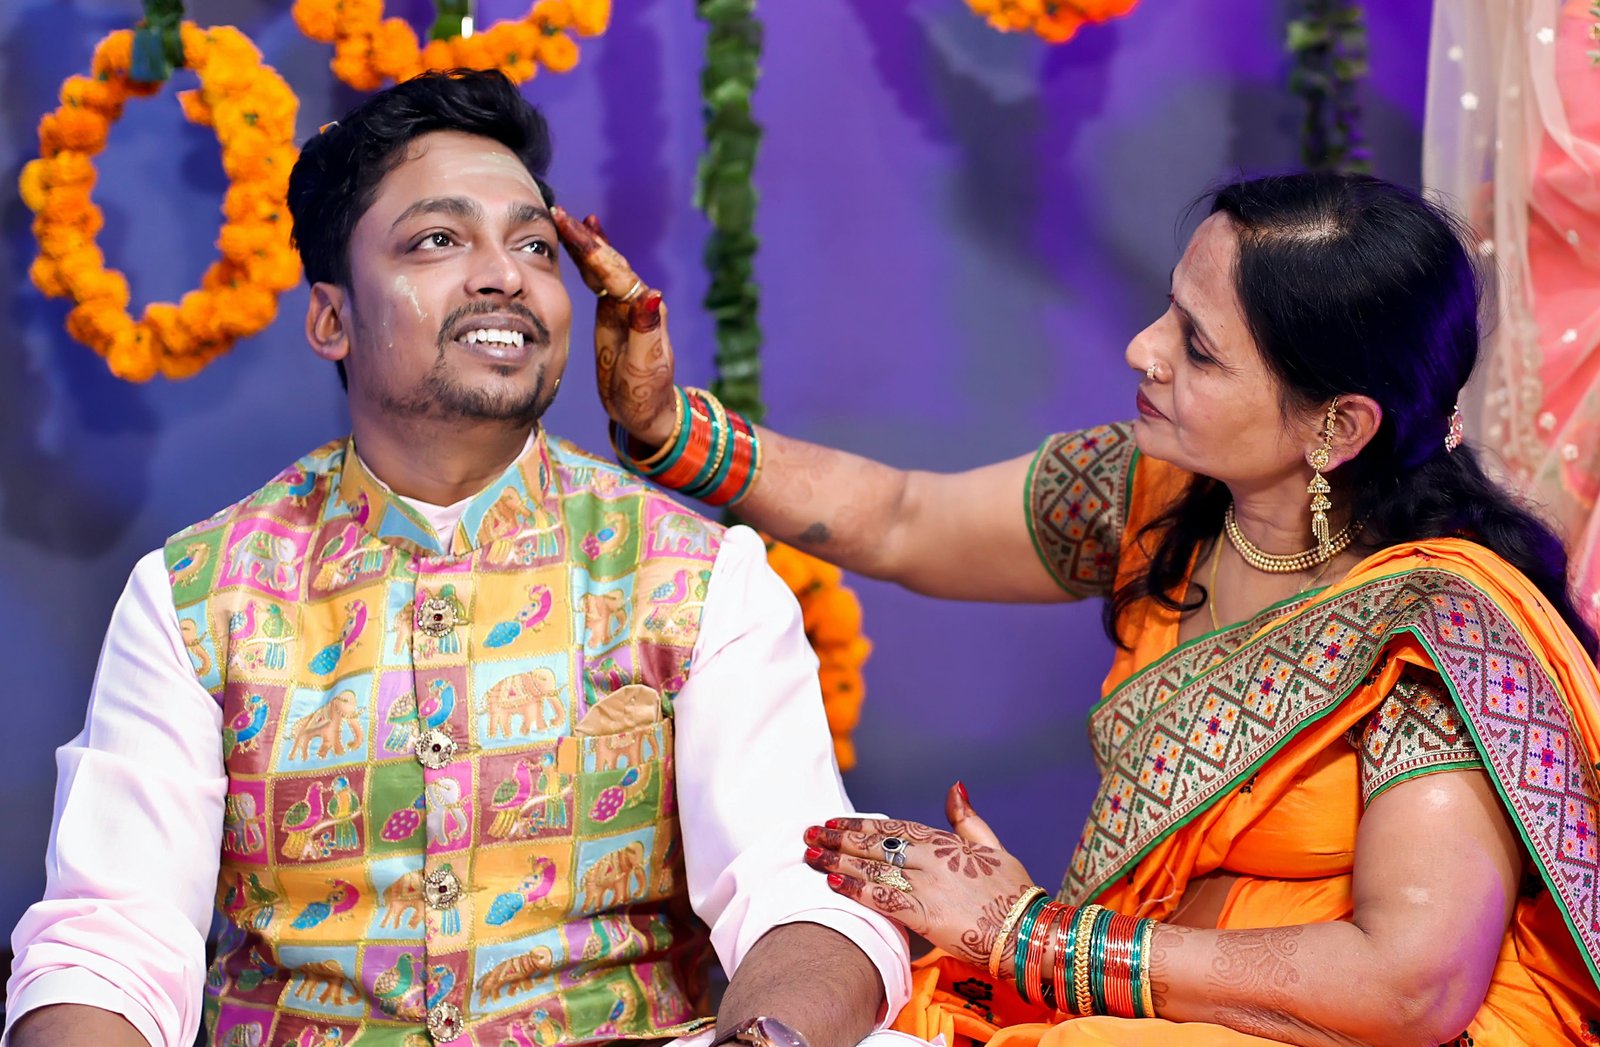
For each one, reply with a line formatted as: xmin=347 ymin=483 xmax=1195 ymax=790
xmin=1124 ymin=212 xmax=1323 ymax=494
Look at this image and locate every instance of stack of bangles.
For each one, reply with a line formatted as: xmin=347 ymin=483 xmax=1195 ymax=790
xmin=609 ymin=386 xmax=763 ymax=506
xmin=988 ymin=887 xmax=1157 ymax=1018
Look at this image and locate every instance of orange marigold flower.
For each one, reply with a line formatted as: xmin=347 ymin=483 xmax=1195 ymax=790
xmin=369 ymin=18 xmax=422 ymax=80
xmin=535 ymin=0 xmax=575 ymax=30
xmin=538 ymin=32 xmax=579 ymax=74
xmin=108 ymin=327 xmax=161 ymax=382
xmin=217 ymin=221 xmax=281 ymax=262
xmin=36 ymin=219 xmax=91 ymax=260
xmin=292 ymin=0 xmax=342 ymax=41
xmin=419 ymin=39 xmax=456 ymax=72
xmin=29 ymin=256 xmax=68 ymax=297
xmin=47 ymin=152 xmax=98 ymax=188
xmin=18 ymin=159 xmax=51 ymax=212
xmin=89 ymin=30 xmax=134 ymax=79
xmin=332 ymin=36 xmax=386 ymax=91
xmin=243 ymin=249 xmax=302 ymax=292
xmin=67 ymin=266 xmax=131 ymax=309
xmin=338 ymin=0 xmax=385 ymax=30
xmin=177 ymin=89 xmax=214 ymax=126
xmin=39 ymin=107 xmax=111 ymax=154
xmin=568 ymin=0 xmax=611 ymax=35
xmin=59 ymin=75 xmax=124 ymax=117
xmin=141 ymin=302 xmax=187 ymax=356
xmin=66 ymin=300 xmax=133 ymax=349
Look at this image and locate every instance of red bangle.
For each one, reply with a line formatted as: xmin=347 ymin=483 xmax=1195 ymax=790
xmin=1051 ymin=903 xmax=1076 ymax=1013
xmin=1103 ymin=913 xmax=1139 ymax=1018
xmin=1027 ymin=902 xmax=1069 ymax=1006
xmin=654 ymin=399 xmax=714 ymax=490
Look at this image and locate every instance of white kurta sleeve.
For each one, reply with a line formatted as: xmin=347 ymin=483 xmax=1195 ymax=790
xmin=4 ymin=550 xmax=226 ymax=1047
xmin=673 ymin=525 xmax=911 ymax=1026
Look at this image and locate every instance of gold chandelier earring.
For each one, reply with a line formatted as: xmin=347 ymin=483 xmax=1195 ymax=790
xmin=1306 ymin=396 xmax=1340 ymax=559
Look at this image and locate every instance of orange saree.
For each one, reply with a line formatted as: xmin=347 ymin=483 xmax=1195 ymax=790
xmin=892 ymin=430 xmax=1600 ymax=1045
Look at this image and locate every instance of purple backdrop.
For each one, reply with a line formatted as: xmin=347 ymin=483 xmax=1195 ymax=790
xmin=0 ymin=0 xmax=1431 ymax=944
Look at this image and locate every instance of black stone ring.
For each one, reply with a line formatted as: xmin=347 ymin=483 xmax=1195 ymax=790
xmin=881 ymin=836 xmax=909 ymax=868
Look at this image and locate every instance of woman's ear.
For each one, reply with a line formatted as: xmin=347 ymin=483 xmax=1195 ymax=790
xmin=1328 ymin=394 xmax=1383 ymax=469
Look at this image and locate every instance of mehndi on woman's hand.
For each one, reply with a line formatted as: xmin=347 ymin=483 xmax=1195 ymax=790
xmin=803 ymin=784 xmax=1039 ymax=978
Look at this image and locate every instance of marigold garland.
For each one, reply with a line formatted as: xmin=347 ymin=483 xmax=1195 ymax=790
xmin=964 ymin=0 xmax=1140 ymax=44
xmin=765 ymin=540 xmax=872 ymax=772
xmin=291 ymin=0 xmax=610 ymax=92
xmin=20 ymin=24 xmax=300 ymax=381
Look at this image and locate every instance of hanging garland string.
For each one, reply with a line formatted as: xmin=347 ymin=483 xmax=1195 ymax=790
xmin=695 ymin=0 xmax=870 ymax=770
xmin=291 ymin=0 xmax=609 ymax=92
xmin=962 ymin=0 xmax=1140 ymax=44
xmin=20 ymin=8 xmax=301 ymax=381
xmin=1287 ymin=0 xmax=1371 ymax=173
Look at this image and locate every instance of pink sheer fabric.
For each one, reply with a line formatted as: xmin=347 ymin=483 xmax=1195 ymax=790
xmin=1424 ymin=0 xmax=1600 ymax=614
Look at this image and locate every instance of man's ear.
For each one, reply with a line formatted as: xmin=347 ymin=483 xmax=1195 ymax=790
xmin=306 ymin=282 xmax=351 ymax=363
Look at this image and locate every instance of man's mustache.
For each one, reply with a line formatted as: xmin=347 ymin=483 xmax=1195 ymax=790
xmin=438 ymin=301 xmax=551 ymax=347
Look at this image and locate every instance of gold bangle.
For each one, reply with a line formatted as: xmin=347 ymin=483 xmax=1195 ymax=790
xmin=1072 ymin=904 xmax=1104 ymax=1016
xmin=631 ymin=387 xmax=687 ymax=470
xmin=988 ymin=886 xmax=1048 ymax=977
xmin=1138 ymin=919 xmax=1158 ymax=1018
xmin=695 ymin=390 xmax=732 ymax=491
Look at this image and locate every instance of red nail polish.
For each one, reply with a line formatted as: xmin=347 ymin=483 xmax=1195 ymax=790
xmin=804 ymin=846 xmax=822 ymax=862
xmin=827 ymin=873 xmax=844 ymax=889
xmin=825 ymin=818 xmax=846 ymax=830
xmin=803 ymin=826 xmax=820 ymax=845
xmin=957 ymin=780 xmax=971 ymax=805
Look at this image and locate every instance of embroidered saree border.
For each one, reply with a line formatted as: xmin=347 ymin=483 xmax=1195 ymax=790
xmin=1064 ymin=566 xmax=1600 ymax=982
xmin=1024 ymin=424 xmax=1138 ymax=598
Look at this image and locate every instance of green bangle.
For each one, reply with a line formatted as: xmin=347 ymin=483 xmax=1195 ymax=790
xmin=637 ymin=387 xmax=694 ymax=478
xmin=1088 ymin=906 xmax=1115 ymax=1017
xmin=1128 ymin=917 xmax=1148 ymax=1018
xmin=1012 ymin=895 xmax=1047 ymax=998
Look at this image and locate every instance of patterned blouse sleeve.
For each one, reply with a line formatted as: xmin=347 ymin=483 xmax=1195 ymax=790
xmin=1024 ymin=422 xmax=1139 ymax=599
xmin=1353 ymin=664 xmax=1484 ymax=807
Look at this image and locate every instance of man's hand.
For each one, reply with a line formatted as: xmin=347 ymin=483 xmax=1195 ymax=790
xmin=8 ymin=1004 xmax=151 ymax=1047
xmin=717 ymin=922 xmax=885 ymax=1047
xmin=552 ymin=207 xmax=680 ymax=448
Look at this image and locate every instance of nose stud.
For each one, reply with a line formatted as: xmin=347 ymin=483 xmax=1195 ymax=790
xmin=1145 ymin=362 xmax=1160 ymax=382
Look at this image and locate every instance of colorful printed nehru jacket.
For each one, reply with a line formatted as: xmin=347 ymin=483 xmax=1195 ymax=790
xmin=163 ymin=431 xmax=723 ymax=1047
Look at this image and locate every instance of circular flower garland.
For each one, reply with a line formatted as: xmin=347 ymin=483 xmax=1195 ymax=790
xmin=20 ymin=24 xmax=300 ymax=381
xmin=964 ymin=0 xmax=1140 ymax=44
xmin=765 ymin=540 xmax=873 ymax=772
xmin=292 ymin=0 xmax=610 ymax=92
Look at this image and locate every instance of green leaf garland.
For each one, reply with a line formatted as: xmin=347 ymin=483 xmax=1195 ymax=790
xmin=1287 ymin=0 xmax=1370 ymax=174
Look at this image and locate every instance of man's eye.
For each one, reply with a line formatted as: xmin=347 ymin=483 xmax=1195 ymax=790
xmin=521 ymin=239 xmax=552 ymax=256
xmin=417 ymin=232 xmax=454 ymax=249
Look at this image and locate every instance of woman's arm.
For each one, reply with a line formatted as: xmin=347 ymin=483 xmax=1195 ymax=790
xmin=1146 ymin=768 xmax=1521 ymax=1046
xmin=553 ymin=208 xmax=1072 ymax=602
xmin=809 ymin=768 xmax=1521 ymax=1047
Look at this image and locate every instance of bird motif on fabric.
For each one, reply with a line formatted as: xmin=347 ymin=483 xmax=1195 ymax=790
xmin=643 ymin=569 xmax=691 ymax=631
xmin=167 ymin=542 xmax=210 ymax=587
xmin=424 ymin=964 xmax=457 ymax=1010
xmin=373 ymin=952 xmax=425 ymax=1018
xmin=323 ymin=775 xmax=362 ymax=852
xmin=228 ymin=601 xmax=258 ymax=646
xmin=384 ymin=691 xmax=420 ymax=753
xmin=484 ymin=585 xmax=554 ymax=648
xmin=308 ymin=599 xmax=368 ymax=676
xmin=420 ymin=678 xmax=456 ymax=730
xmin=488 ymin=759 xmax=536 ymax=838
xmin=222 ymin=870 xmax=280 ymax=930
xmin=223 ymin=694 xmax=270 ymax=756
xmin=290 ymin=879 xmax=359 ymax=929
xmin=280 ymin=782 xmax=327 ymax=859
xmin=589 ymin=765 xmax=651 ymax=823
xmin=484 ymin=856 xmax=558 ymax=925
xmin=581 ymin=512 xmax=629 ymax=560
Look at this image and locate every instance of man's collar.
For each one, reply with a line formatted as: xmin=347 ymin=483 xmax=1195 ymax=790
xmin=335 ymin=429 xmax=557 ymax=557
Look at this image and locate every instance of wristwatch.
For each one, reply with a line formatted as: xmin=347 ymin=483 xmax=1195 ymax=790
xmin=708 ymin=1016 xmax=811 ymax=1047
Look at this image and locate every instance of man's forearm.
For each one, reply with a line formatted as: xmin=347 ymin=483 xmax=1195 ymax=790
xmin=9 ymin=1004 xmax=150 ymax=1047
xmin=717 ymin=922 xmax=884 ymax=1047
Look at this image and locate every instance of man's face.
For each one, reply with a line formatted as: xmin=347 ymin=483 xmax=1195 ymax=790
xmin=336 ymin=130 xmax=571 ymax=428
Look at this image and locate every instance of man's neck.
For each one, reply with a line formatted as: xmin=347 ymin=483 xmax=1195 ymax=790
xmin=351 ymin=415 xmax=537 ymax=507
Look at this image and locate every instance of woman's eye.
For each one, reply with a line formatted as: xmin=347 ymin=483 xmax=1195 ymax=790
xmin=1185 ymin=340 xmax=1211 ymax=365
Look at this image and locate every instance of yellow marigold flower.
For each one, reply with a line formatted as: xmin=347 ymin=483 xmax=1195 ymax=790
xmin=539 ymin=32 xmax=579 ymax=74
xmin=18 ymin=159 xmax=51 ymax=212
xmin=569 ymin=0 xmax=611 ymax=35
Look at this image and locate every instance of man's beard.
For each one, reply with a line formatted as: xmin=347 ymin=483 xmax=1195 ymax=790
xmin=359 ymin=302 xmax=560 ymax=426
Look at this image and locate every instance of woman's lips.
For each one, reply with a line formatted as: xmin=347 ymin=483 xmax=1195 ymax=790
xmin=1136 ymin=389 xmax=1165 ymax=419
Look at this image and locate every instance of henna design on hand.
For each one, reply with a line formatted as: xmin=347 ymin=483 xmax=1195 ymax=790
xmin=956 ymin=884 xmax=1028 ymax=969
xmin=1206 ymin=927 xmax=1305 ymax=1035
xmin=933 ymin=841 xmax=1002 ymax=879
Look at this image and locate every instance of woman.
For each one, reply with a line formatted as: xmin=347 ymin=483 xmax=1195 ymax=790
xmin=554 ymin=173 xmax=1600 ymax=1045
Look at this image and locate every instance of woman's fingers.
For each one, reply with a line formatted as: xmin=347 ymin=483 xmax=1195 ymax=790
xmin=817 ymin=866 xmax=926 ymax=927
xmin=553 ymin=206 xmax=651 ymax=301
xmin=946 ymin=781 xmax=1002 ymax=849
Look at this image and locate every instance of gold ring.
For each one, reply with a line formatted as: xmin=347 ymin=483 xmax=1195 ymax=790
xmin=869 ymin=865 xmax=913 ymax=893
xmin=617 ymin=278 xmax=646 ymax=304
xmin=1145 ymin=362 xmax=1159 ymax=382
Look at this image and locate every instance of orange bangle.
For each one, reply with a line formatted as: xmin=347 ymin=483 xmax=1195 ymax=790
xmin=654 ymin=398 xmax=714 ymax=490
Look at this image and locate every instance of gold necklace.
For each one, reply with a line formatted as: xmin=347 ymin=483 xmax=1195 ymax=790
xmin=1208 ymin=530 xmax=1342 ymax=634
xmin=1223 ymin=503 xmax=1354 ymax=574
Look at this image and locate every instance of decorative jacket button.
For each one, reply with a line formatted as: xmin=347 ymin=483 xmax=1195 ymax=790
xmin=426 ymin=1001 xmax=464 ymax=1041
xmin=415 ymin=728 xmax=457 ymax=769
xmin=416 ymin=596 xmax=458 ymax=637
xmin=424 ymin=866 xmax=462 ymax=909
